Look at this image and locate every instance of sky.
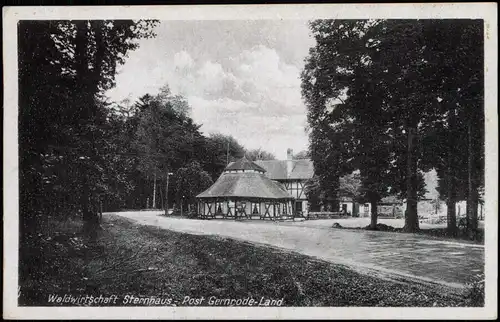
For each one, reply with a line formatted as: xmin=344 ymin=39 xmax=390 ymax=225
xmin=105 ymin=20 xmax=316 ymax=160
xmin=104 ymin=20 xmax=442 ymax=198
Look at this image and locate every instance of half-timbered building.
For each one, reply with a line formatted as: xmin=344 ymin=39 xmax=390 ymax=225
xmin=255 ymin=149 xmax=314 ymax=215
xmin=255 ymin=149 xmax=364 ymax=217
xmin=196 ymin=156 xmax=294 ymax=220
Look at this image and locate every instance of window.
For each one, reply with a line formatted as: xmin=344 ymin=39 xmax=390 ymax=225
xmin=252 ymin=202 xmax=260 ymax=214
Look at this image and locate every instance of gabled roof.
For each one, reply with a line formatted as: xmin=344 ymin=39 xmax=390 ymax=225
xmin=196 ymin=172 xmax=293 ymax=200
xmin=225 ymin=156 xmax=266 ymax=173
xmin=254 ymin=159 xmax=314 ymax=180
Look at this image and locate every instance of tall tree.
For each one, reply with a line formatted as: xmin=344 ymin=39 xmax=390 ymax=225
xmin=461 ymin=22 xmax=484 ymax=237
xmin=133 ymin=93 xmax=204 ymax=209
xmin=301 ymin=20 xmax=478 ymax=232
xmin=75 ymin=20 xmax=158 ymax=232
xmin=419 ymin=20 xmax=484 ymax=237
xmin=301 ymin=20 xmax=388 ymax=215
xmin=302 ymin=19 xmax=346 ymax=211
xmin=19 ymin=21 xmax=69 ymax=243
xmin=343 ymin=37 xmax=394 ymax=229
xmin=18 ymin=19 xmax=158 ymax=290
xmin=367 ymin=20 xmax=428 ymax=232
xmin=18 ymin=19 xmax=158 ymax=234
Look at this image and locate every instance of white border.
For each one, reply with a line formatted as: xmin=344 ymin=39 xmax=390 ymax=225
xmin=3 ymin=4 xmax=498 ymax=320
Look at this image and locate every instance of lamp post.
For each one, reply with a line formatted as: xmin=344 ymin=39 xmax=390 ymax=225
xmin=165 ymin=172 xmax=173 ymax=216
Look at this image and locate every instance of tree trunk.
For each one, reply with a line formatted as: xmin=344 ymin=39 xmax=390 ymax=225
xmin=91 ymin=21 xmax=104 ymax=94
xmin=99 ymin=198 xmax=103 ymax=223
xmin=446 ymin=198 xmax=457 ymax=236
xmin=446 ymin=152 xmax=457 ymax=235
xmin=165 ymin=173 xmax=171 ymax=215
xmin=152 ymin=172 xmax=157 ymax=209
xmin=81 ymin=179 xmax=99 ymax=240
xmin=160 ymin=181 xmax=164 ymax=210
xmin=467 ymin=118 xmax=478 ymax=236
xmin=404 ymin=125 xmax=419 ymax=232
xmin=369 ymin=199 xmax=378 ymax=230
xmin=75 ymin=20 xmax=99 ymax=238
xmin=446 ymin=103 xmax=457 ymax=236
xmin=75 ymin=21 xmax=89 ymax=83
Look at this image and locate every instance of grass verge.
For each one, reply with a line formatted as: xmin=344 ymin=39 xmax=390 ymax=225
xmin=19 ymin=214 xmax=483 ymax=307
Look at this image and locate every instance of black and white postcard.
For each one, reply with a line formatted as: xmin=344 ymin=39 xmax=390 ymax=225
xmin=3 ymin=3 xmax=498 ymax=320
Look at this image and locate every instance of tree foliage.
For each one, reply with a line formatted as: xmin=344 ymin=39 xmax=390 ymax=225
xmin=338 ymin=172 xmax=362 ymax=201
xmin=293 ymin=150 xmax=310 ymax=160
xmin=18 ymin=19 xmax=159 ymax=288
xmin=305 ymin=172 xmax=362 ymax=211
xmin=100 ymin=88 xmax=251 ymax=212
xmin=19 ymin=19 xmax=159 ymax=235
xmin=133 ymin=93 xmax=204 ymax=181
xmin=301 ymin=19 xmax=484 ymax=233
xmin=174 ymin=161 xmax=213 ymax=212
xmin=246 ymin=148 xmax=276 ymax=161
xmin=204 ymin=133 xmax=246 ymax=180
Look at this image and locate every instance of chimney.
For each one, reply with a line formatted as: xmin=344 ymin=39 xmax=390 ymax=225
xmin=286 ymin=148 xmax=293 ymax=178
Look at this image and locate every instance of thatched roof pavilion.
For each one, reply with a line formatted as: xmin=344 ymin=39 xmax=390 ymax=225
xmin=196 ymin=156 xmax=294 ymax=220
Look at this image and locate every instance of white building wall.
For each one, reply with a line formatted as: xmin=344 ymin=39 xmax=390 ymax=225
xmin=357 ymin=200 xmax=484 ymax=220
xmin=302 ymin=201 xmax=308 ymax=215
xmin=339 ymin=202 xmax=354 ymax=215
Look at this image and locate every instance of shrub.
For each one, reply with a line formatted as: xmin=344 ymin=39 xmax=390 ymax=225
xmin=365 ymin=223 xmax=397 ymax=232
xmin=464 ymin=273 xmax=485 ymax=306
xmin=186 ymin=210 xmax=199 ymax=219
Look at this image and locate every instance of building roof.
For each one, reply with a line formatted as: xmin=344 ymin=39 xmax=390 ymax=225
xmin=254 ymin=159 xmax=314 ymax=180
xmin=225 ymin=156 xmax=266 ymax=173
xmin=196 ymin=172 xmax=293 ymax=200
